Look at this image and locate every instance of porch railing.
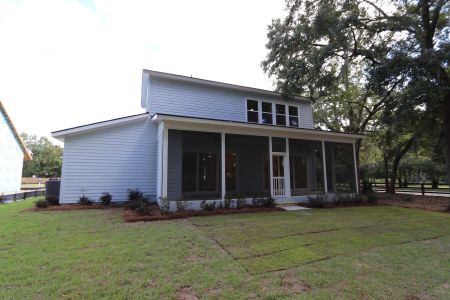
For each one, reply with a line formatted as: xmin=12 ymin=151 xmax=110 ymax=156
xmin=272 ymin=177 xmax=285 ymax=196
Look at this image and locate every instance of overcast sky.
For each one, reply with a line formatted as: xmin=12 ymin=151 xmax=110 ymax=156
xmin=0 ymin=0 xmax=286 ymax=144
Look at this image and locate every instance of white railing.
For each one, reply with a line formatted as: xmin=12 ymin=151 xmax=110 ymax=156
xmin=272 ymin=177 xmax=285 ymax=196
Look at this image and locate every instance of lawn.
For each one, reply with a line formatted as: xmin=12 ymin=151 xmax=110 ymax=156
xmin=1 ymin=198 xmax=450 ymax=299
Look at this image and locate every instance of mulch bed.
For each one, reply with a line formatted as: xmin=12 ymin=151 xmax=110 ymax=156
xmin=25 ymin=203 xmax=123 ymax=212
xmin=376 ymin=193 xmax=450 ymax=212
xmin=123 ymin=206 xmax=283 ymax=222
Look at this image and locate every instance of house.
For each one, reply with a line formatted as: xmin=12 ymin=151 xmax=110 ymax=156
xmin=51 ymin=70 xmax=363 ymax=209
xmin=0 ymin=101 xmax=32 ymax=194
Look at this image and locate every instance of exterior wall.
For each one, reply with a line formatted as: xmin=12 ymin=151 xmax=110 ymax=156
xmin=59 ymin=119 xmax=157 ymax=203
xmin=147 ymin=77 xmax=314 ymax=129
xmin=0 ymin=112 xmax=24 ymax=194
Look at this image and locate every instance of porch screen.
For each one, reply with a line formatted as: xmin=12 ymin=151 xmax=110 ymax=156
xmin=325 ymin=142 xmax=356 ymax=192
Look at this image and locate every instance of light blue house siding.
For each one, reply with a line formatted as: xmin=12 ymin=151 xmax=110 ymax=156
xmin=147 ymin=77 xmax=314 ymax=129
xmin=0 ymin=112 xmax=24 ymax=194
xmin=59 ymin=119 xmax=157 ymax=203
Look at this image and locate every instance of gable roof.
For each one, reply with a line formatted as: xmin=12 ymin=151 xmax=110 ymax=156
xmin=141 ymin=69 xmax=311 ymax=108
xmin=0 ymin=100 xmax=32 ymax=160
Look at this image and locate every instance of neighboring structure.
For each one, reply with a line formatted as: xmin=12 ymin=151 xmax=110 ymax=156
xmin=52 ymin=70 xmax=363 ymax=208
xmin=0 ymin=101 xmax=32 ymax=194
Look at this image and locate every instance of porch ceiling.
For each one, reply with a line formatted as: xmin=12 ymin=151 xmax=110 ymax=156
xmin=152 ymin=113 xmax=363 ymax=143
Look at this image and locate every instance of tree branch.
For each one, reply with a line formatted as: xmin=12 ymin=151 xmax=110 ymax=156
xmin=361 ymin=0 xmax=389 ymax=18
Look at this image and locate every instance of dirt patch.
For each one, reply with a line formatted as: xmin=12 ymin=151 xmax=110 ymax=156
xmin=376 ymin=193 xmax=450 ymax=212
xmin=24 ymin=203 xmax=123 ymax=212
xmin=282 ymin=273 xmax=310 ymax=293
xmin=123 ymin=206 xmax=283 ymax=222
xmin=176 ymin=286 xmax=198 ymax=300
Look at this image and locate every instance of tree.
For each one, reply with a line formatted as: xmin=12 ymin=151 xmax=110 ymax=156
xmin=21 ymin=133 xmax=63 ymax=177
xmin=262 ymin=0 xmax=450 ymax=185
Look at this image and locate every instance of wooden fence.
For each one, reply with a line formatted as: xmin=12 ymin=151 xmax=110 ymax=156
xmin=0 ymin=189 xmax=45 ymax=203
xmin=372 ymin=182 xmax=450 ymax=195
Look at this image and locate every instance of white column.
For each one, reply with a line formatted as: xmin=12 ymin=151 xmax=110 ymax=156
xmin=321 ymin=141 xmax=328 ymax=193
xmin=284 ymin=138 xmax=291 ymax=197
xmin=269 ymin=136 xmax=273 ymax=196
xmin=221 ymin=133 xmax=226 ymax=200
xmin=353 ymin=142 xmax=360 ymax=193
xmin=162 ymin=125 xmax=168 ymax=198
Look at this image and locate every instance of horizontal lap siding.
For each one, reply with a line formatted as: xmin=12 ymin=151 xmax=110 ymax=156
xmin=59 ymin=119 xmax=157 ymax=203
xmin=148 ymin=78 xmax=314 ymax=129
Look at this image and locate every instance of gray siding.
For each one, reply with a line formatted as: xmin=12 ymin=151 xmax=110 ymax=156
xmin=59 ymin=119 xmax=157 ymax=203
xmin=167 ymin=130 xmax=182 ymax=201
xmin=148 ymin=77 xmax=314 ymax=129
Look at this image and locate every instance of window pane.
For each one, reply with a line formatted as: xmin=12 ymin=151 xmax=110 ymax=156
xmin=289 ymin=116 xmax=299 ymax=127
xmin=182 ymin=152 xmax=197 ymax=192
xmin=276 ymin=114 xmax=286 ymax=126
xmin=247 ymin=100 xmax=258 ymax=111
xmin=262 ymin=112 xmax=272 ymax=124
xmin=199 ymin=152 xmax=217 ymax=191
xmin=262 ymin=102 xmax=272 ymax=113
xmin=272 ymin=137 xmax=286 ymax=152
xmin=289 ymin=106 xmax=298 ymax=116
xmin=247 ymin=111 xmax=258 ymax=122
xmin=276 ymin=104 xmax=285 ymax=115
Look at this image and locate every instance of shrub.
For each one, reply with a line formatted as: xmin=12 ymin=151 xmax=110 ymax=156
xmin=201 ymin=200 xmax=216 ymax=211
xmin=45 ymin=195 xmax=59 ymax=205
xmin=176 ymin=197 xmax=188 ymax=212
xmin=127 ymin=188 xmax=144 ymax=201
xmin=264 ymin=195 xmax=276 ymax=208
xmin=353 ymin=193 xmax=364 ymax=204
xmin=135 ymin=205 xmax=150 ymax=216
xmin=361 ymin=181 xmax=373 ymax=195
xmin=159 ymin=197 xmax=170 ymax=214
xmin=99 ymin=192 xmax=112 ymax=205
xmin=307 ymin=193 xmax=327 ymax=208
xmin=78 ymin=195 xmax=93 ymax=205
xmin=34 ymin=199 xmax=48 ymax=208
xmin=224 ymin=193 xmax=232 ymax=209
xmin=366 ymin=193 xmax=378 ymax=204
xmin=236 ymin=195 xmax=246 ymax=209
xmin=401 ymin=194 xmax=413 ymax=202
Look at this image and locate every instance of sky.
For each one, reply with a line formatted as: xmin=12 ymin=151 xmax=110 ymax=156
xmin=0 ymin=0 xmax=286 ymax=145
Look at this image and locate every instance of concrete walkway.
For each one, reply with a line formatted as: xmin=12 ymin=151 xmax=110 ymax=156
xmin=281 ymin=206 xmax=310 ymax=211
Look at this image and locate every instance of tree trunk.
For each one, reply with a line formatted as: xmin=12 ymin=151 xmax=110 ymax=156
xmin=442 ymin=101 xmax=450 ymax=188
xmin=383 ymin=153 xmax=389 ymax=193
xmin=388 ymin=137 xmax=415 ymax=194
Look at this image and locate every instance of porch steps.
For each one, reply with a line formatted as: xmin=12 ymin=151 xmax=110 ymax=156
xmin=280 ymin=205 xmax=311 ymax=211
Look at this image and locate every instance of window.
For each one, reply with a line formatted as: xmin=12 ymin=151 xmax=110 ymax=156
xmin=275 ymin=104 xmax=286 ymax=126
xmin=247 ymin=100 xmax=258 ymax=123
xmin=261 ymin=102 xmax=273 ymax=124
xmin=289 ymin=106 xmax=299 ymax=127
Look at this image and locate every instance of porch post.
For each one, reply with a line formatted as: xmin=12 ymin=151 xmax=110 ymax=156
xmin=162 ymin=125 xmax=168 ymax=198
xmin=321 ymin=141 xmax=328 ymax=193
xmin=284 ymin=138 xmax=291 ymax=197
xmin=269 ymin=136 xmax=273 ymax=196
xmin=353 ymin=142 xmax=360 ymax=193
xmin=221 ymin=133 xmax=226 ymax=200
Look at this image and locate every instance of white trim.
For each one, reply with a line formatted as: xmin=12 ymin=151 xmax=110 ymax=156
xmin=269 ymin=136 xmax=273 ymax=197
xmin=353 ymin=142 xmax=359 ymax=193
xmin=152 ymin=114 xmax=363 ymax=142
xmin=285 ymin=138 xmax=291 ymax=197
xmin=221 ymin=133 xmax=226 ymax=200
xmin=144 ymin=69 xmax=311 ymax=103
xmin=162 ymin=124 xmax=168 ymax=198
xmin=322 ymin=141 xmax=328 ymax=193
xmin=52 ymin=113 xmax=149 ymax=141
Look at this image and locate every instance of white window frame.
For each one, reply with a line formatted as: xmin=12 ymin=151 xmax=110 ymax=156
xmin=245 ymin=98 xmax=301 ymax=128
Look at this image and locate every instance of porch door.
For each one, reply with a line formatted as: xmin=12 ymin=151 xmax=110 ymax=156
xmin=272 ymin=154 xmax=285 ymax=196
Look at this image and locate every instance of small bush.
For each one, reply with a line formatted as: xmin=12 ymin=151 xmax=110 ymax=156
xmin=176 ymin=197 xmax=188 ymax=212
xmin=159 ymin=197 xmax=170 ymax=214
xmin=201 ymin=200 xmax=216 ymax=211
xmin=45 ymin=195 xmax=59 ymax=205
xmin=366 ymin=193 xmax=378 ymax=204
xmin=78 ymin=195 xmax=93 ymax=205
xmin=307 ymin=193 xmax=327 ymax=208
xmin=135 ymin=205 xmax=150 ymax=216
xmin=236 ymin=196 xmax=246 ymax=209
xmin=361 ymin=181 xmax=373 ymax=195
xmin=34 ymin=199 xmax=48 ymax=208
xmin=99 ymin=192 xmax=112 ymax=205
xmin=127 ymin=188 xmax=144 ymax=201
xmin=224 ymin=193 xmax=232 ymax=209
xmin=401 ymin=194 xmax=413 ymax=202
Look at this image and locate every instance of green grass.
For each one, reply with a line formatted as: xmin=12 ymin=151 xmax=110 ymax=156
xmin=1 ymin=198 xmax=450 ymax=299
